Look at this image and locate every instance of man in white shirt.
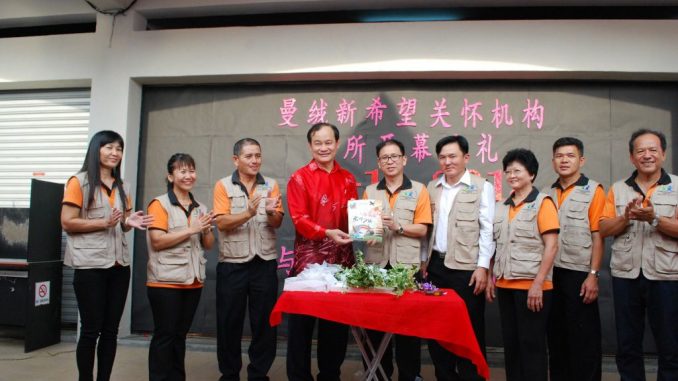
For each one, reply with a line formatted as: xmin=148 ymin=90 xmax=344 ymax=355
xmin=424 ymin=135 xmax=495 ymax=381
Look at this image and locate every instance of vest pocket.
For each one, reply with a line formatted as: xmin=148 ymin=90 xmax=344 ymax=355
xmin=509 ymin=248 xmax=542 ymax=278
xmin=395 ymin=236 xmax=420 ymax=264
xmin=86 ymin=206 xmax=106 ymax=219
xmin=454 ymin=226 xmax=479 ymax=264
xmin=120 ymin=236 xmax=130 ymax=265
xmin=654 ymin=235 xmax=678 ymax=274
xmin=71 ymin=232 xmax=109 ymax=267
xmin=493 ymin=216 xmax=504 ymax=241
xmin=198 ymin=256 xmax=207 ymax=281
xmin=653 ymin=196 xmax=677 ymax=218
xmin=259 ymin=226 xmax=278 ymax=257
xmin=222 ymin=231 xmax=250 ymax=258
xmin=395 ymin=200 xmax=416 ymax=222
xmin=560 ymin=225 xmax=592 ymax=264
xmin=610 ymin=233 xmax=635 ymax=271
xmin=156 ymin=250 xmax=191 ymax=283
xmin=230 ymin=195 xmax=247 ymax=213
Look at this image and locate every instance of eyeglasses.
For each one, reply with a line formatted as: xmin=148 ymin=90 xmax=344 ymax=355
xmin=378 ymin=154 xmax=404 ymax=163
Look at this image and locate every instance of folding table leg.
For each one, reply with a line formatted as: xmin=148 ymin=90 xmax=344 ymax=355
xmin=351 ymin=326 xmax=393 ymax=381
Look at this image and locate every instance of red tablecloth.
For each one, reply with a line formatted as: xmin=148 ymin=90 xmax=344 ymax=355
xmin=270 ymin=289 xmax=489 ymax=379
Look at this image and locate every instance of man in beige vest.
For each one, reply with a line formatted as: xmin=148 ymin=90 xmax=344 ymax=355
xmin=600 ymin=129 xmax=678 ymax=381
xmin=544 ymin=137 xmax=605 ymax=381
xmin=424 ymin=135 xmax=495 ymax=381
xmin=213 ymin=138 xmax=284 ymax=381
xmin=363 ymin=138 xmax=432 ymax=381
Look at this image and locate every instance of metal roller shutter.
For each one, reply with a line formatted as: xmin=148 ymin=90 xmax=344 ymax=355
xmin=0 ymin=89 xmax=90 ymax=324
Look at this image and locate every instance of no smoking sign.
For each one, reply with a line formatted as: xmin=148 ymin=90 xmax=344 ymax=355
xmin=35 ymin=281 xmax=50 ymax=306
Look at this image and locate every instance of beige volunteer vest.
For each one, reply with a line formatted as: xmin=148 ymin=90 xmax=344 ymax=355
xmin=64 ymin=172 xmax=130 ymax=269
xmin=493 ymin=192 xmax=553 ymax=281
xmin=610 ymin=174 xmax=678 ymax=280
xmin=364 ymin=181 xmax=425 ymax=268
xmin=427 ymin=174 xmax=486 ymax=271
xmin=217 ymin=175 xmax=278 ymax=263
xmin=545 ymin=179 xmax=599 ymax=272
xmin=146 ymin=194 xmax=207 ymax=284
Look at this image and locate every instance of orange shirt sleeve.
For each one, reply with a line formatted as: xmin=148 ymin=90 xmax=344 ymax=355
xmin=588 ymin=185 xmax=606 ymax=232
xmin=147 ymin=199 xmax=169 ymax=231
xmin=213 ymin=181 xmax=231 ymax=216
xmin=601 ymin=187 xmax=617 ymax=220
xmin=538 ymin=197 xmax=560 ymax=234
xmin=62 ymin=176 xmax=83 ymax=208
xmin=413 ymin=186 xmax=432 ymax=225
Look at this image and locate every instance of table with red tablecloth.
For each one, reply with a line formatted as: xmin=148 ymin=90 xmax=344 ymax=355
xmin=269 ymin=289 xmax=489 ymax=379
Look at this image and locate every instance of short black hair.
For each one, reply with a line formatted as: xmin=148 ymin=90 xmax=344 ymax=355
xmin=629 ymin=128 xmax=667 ymax=153
xmin=375 ymin=139 xmax=405 ymax=156
xmin=166 ymin=153 xmax=196 ymax=191
xmin=306 ymin=122 xmax=339 ymax=143
xmin=233 ymin=138 xmax=260 ymax=156
xmin=502 ymin=148 xmax=539 ymax=183
xmin=435 ymin=135 xmax=469 ymax=156
xmin=553 ymin=137 xmax=584 ymax=156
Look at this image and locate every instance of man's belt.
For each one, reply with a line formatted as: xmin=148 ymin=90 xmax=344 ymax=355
xmin=433 ymin=250 xmax=446 ymax=259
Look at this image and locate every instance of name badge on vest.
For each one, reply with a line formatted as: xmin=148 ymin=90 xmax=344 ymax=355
xmin=524 ymin=201 xmax=538 ymax=210
xmin=656 ymin=184 xmax=674 ymax=195
xmin=401 ymin=190 xmax=417 ymax=200
xmin=461 ymin=184 xmax=478 ymax=194
xmin=579 ymin=184 xmax=592 ymax=194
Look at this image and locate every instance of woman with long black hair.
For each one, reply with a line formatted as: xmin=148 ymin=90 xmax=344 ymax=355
xmin=145 ymin=153 xmax=214 ymax=381
xmin=61 ymin=130 xmax=153 ymax=381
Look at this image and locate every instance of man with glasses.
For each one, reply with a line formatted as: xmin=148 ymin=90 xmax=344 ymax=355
xmin=362 ymin=138 xmax=432 ymax=381
xmin=424 ymin=135 xmax=495 ymax=381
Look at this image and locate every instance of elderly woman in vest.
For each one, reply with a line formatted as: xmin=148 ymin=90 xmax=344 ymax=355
xmin=61 ymin=130 xmax=153 ymax=381
xmin=145 ymin=153 xmax=215 ymax=381
xmin=486 ymin=148 xmax=559 ymax=381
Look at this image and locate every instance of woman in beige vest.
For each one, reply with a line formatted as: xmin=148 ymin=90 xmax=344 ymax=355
xmin=61 ymin=130 xmax=153 ymax=381
xmin=486 ymin=148 xmax=559 ymax=381
xmin=145 ymin=153 xmax=214 ymax=381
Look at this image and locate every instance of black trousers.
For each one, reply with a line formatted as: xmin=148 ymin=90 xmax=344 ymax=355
xmin=286 ymin=314 xmax=348 ymax=381
xmin=427 ymin=254 xmax=486 ymax=381
xmin=613 ymin=273 xmax=678 ymax=381
xmin=497 ymin=287 xmax=552 ymax=381
xmin=217 ymin=257 xmax=279 ymax=381
xmin=547 ymin=267 xmax=602 ymax=381
xmin=365 ymin=330 xmax=421 ymax=381
xmin=73 ymin=266 xmax=130 ymax=381
xmin=147 ymin=286 xmax=202 ymax=381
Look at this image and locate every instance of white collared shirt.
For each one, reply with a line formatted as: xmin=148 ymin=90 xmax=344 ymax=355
xmin=431 ymin=170 xmax=495 ymax=269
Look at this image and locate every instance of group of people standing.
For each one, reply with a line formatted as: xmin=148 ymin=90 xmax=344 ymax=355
xmin=61 ymin=124 xmax=677 ymax=381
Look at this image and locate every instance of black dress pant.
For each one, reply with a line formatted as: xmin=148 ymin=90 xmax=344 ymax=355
xmin=547 ymin=267 xmax=602 ymax=381
xmin=427 ymin=254 xmax=486 ymax=381
xmin=365 ymin=330 xmax=421 ymax=381
xmin=73 ymin=266 xmax=130 ymax=381
xmin=147 ymin=286 xmax=202 ymax=381
xmin=286 ymin=314 xmax=349 ymax=381
xmin=613 ymin=273 xmax=678 ymax=381
xmin=217 ymin=257 xmax=278 ymax=381
xmin=498 ymin=287 xmax=552 ymax=381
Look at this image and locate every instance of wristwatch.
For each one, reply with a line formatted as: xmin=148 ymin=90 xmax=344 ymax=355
xmin=397 ymin=224 xmax=404 ymax=235
xmin=651 ymin=215 xmax=660 ymax=228
xmin=590 ymin=269 xmax=600 ymax=278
